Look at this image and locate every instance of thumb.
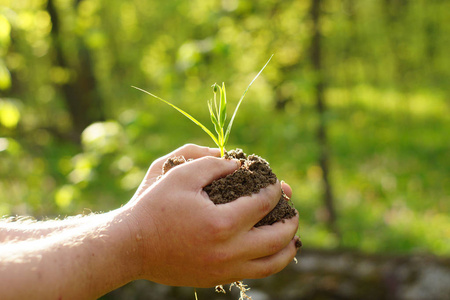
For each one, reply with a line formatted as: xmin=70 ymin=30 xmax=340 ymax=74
xmin=175 ymin=156 xmax=241 ymax=189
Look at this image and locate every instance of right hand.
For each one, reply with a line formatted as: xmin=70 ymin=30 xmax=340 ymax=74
xmin=124 ymin=144 xmax=300 ymax=287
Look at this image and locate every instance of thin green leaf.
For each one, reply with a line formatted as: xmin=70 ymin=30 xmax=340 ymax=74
xmin=208 ymin=100 xmax=218 ymax=125
xmin=224 ymin=54 xmax=273 ymax=145
xmin=208 ymin=100 xmax=222 ymax=137
xmin=212 ymin=83 xmax=219 ymax=116
xmin=219 ymin=82 xmax=227 ymax=128
xmin=132 ymin=86 xmax=220 ymax=147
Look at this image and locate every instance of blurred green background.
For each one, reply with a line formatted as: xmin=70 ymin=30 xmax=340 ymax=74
xmin=0 ymin=0 xmax=449 ymax=258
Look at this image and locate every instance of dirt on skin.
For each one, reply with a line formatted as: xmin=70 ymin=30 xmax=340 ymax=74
xmin=161 ymin=149 xmax=297 ymax=227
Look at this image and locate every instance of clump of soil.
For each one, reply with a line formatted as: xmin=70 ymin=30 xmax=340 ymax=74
xmin=161 ymin=149 xmax=297 ymax=227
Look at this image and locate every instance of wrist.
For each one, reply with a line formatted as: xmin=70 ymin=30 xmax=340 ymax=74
xmin=111 ymin=205 xmax=147 ymax=282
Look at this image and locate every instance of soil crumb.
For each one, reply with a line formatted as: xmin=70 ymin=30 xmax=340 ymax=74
xmin=162 ymin=156 xmax=191 ymax=174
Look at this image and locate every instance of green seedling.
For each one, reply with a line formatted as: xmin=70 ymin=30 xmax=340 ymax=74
xmin=132 ymin=55 xmax=273 ymax=157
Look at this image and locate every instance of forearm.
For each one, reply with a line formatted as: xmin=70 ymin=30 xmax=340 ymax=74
xmin=0 ymin=213 xmax=109 ymax=242
xmin=0 ymin=208 xmax=139 ymax=300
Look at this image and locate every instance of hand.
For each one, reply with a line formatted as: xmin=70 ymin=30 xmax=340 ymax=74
xmin=129 ymin=144 xmax=221 ymax=202
xmin=124 ymin=144 xmax=299 ymax=287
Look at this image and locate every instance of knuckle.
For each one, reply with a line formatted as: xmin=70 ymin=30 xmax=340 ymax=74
xmin=256 ymin=193 xmax=273 ymax=215
xmin=268 ymin=182 xmax=282 ymax=199
xmin=256 ymin=184 xmax=282 ymax=214
xmin=196 ymin=155 xmax=215 ymax=166
xmin=215 ymin=216 xmax=234 ymax=232
xmin=175 ymin=143 xmax=197 ymax=156
xmin=201 ymin=156 xmax=225 ymax=171
xmin=204 ymin=248 xmax=231 ymax=266
xmin=208 ymin=217 xmax=233 ymax=240
xmin=181 ymin=143 xmax=196 ymax=150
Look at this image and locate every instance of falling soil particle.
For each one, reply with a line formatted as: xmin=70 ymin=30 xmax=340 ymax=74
xmin=161 ymin=149 xmax=297 ymax=227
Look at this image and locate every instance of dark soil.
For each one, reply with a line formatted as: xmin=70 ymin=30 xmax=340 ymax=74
xmin=161 ymin=149 xmax=297 ymax=227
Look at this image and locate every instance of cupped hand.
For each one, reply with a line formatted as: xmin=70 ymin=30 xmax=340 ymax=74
xmin=124 ymin=145 xmax=299 ymax=287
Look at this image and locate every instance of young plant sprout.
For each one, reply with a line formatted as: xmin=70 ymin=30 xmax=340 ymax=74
xmin=132 ymin=55 xmax=273 ymax=157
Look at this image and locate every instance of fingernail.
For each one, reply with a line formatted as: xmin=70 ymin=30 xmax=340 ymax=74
xmin=280 ymin=182 xmax=290 ymax=201
xmin=282 ymin=190 xmax=290 ymax=201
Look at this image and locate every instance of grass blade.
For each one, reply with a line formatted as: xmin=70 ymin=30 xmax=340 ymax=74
xmin=224 ymin=54 xmax=273 ymax=145
xmin=133 ymin=86 xmax=220 ymax=147
xmin=208 ymin=100 xmax=222 ymax=137
xmin=219 ymin=82 xmax=227 ymax=128
xmin=212 ymin=83 xmax=219 ymax=115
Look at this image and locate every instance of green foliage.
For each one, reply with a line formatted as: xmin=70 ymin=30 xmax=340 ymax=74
xmin=0 ymin=0 xmax=449 ymax=257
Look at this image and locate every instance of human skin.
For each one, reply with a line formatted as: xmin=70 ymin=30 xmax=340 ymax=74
xmin=0 ymin=144 xmax=299 ymax=299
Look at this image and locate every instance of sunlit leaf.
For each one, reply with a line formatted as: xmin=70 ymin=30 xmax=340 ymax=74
xmin=132 ymin=86 xmax=220 ymax=148
xmin=219 ymin=82 xmax=227 ymax=128
xmin=225 ymin=55 xmax=273 ymax=145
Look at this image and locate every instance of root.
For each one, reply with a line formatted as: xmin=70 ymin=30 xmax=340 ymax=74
xmin=215 ymin=285 xmax=226 ymax=294
xmin=215 ymin=281 xmax=252 ymax=300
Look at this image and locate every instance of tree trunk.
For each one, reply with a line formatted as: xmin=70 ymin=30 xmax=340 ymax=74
xmin=310 ymin=0 xmax=339 ymax=238
xmin=46 ymin=0 xmax=104 ymax=143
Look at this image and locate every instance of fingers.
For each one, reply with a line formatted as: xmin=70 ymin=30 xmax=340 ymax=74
xmin=217 ymin=182 xmax=282 ymax=229
xmin=131 ymin=144 xmax=221 ymax=201
xmin=240 ymin=212 xmax=299 ymax=259
xmin=171 ymin=156 xmax=241 ymax=189
xmin=156 ymin=144 xmax=221 ymax=166
xmin=240 ymin=237 xmax=299 ymax=280
xmin=150 ymin=144 xmax=220 ymax=175
xmin=170 ymin=144 xmax=221 ymax=159
xmin=149 ymin=144 xmax=221 ymax=178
